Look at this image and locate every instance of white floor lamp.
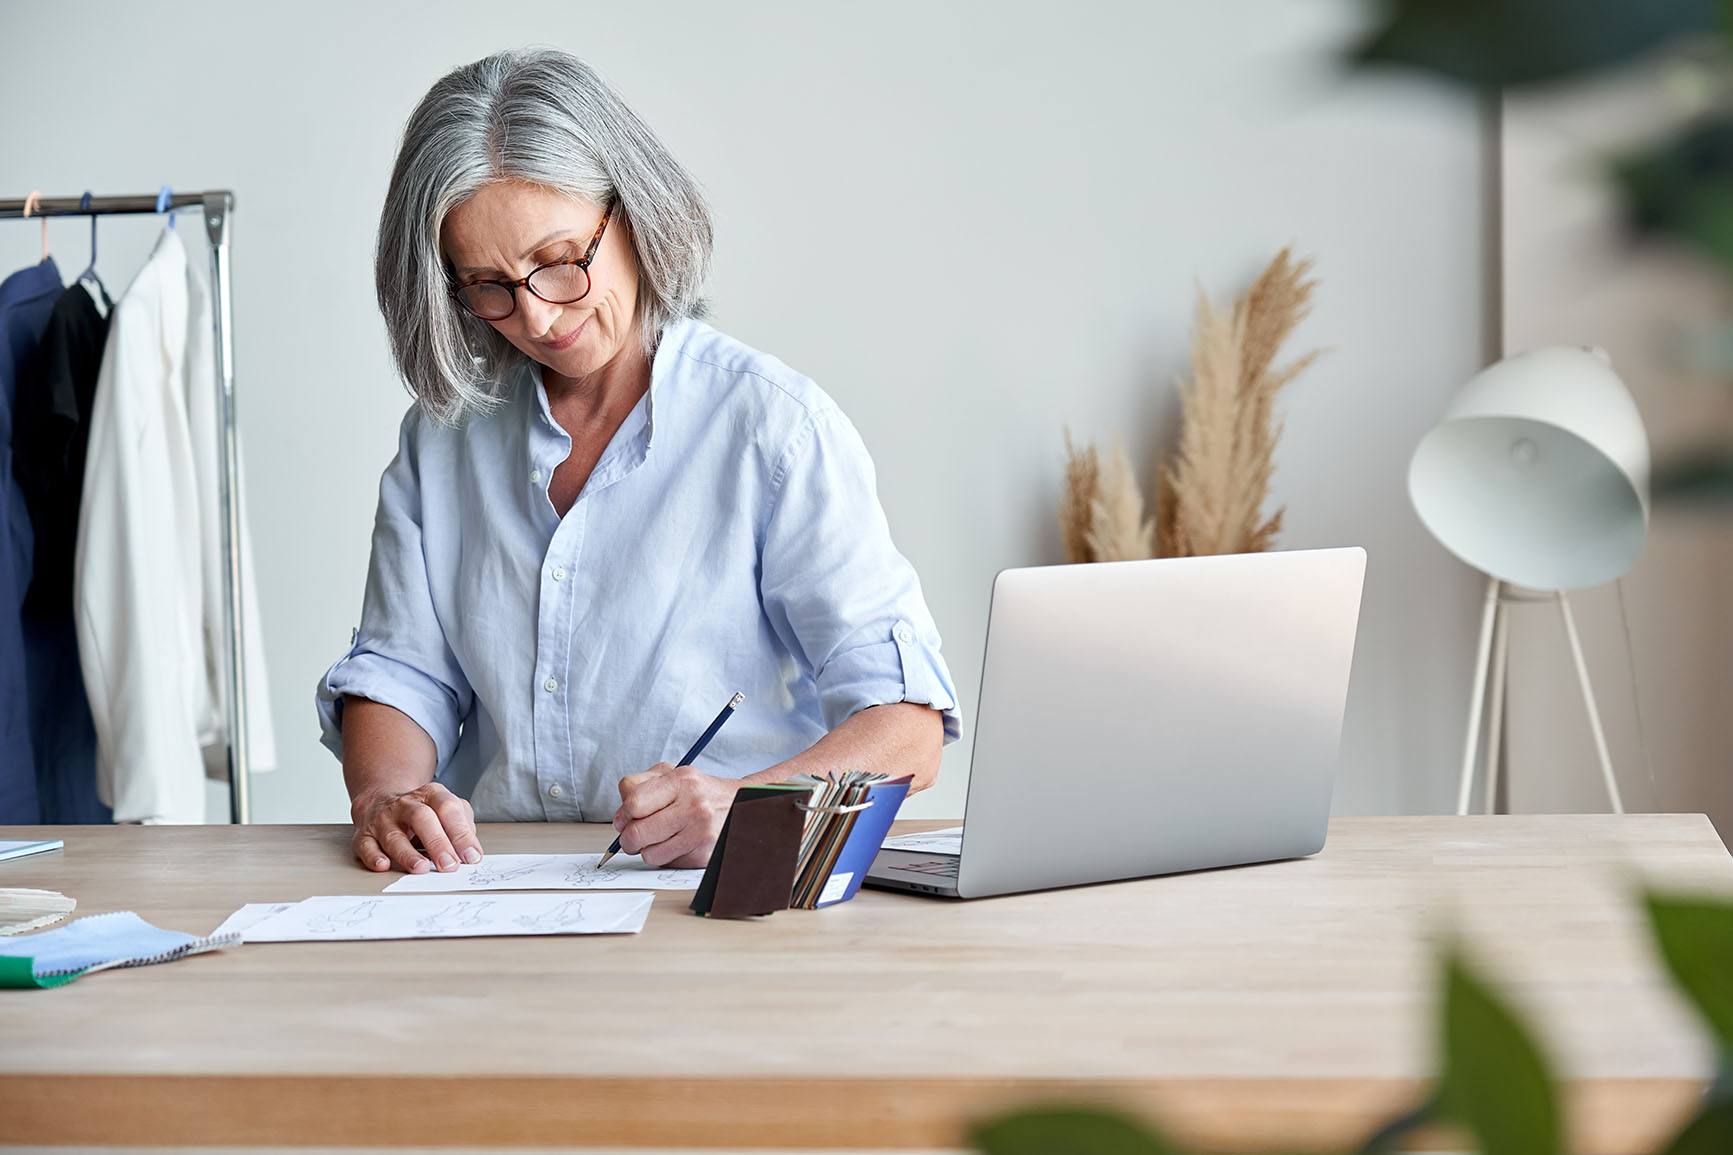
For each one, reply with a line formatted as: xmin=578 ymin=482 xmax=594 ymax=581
xmin=1408 ymin=346 xmax=1650 ymax=815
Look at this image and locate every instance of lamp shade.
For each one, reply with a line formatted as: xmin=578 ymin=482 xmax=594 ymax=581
xmin=1409 ymin=346 xmax=1649 ymax=591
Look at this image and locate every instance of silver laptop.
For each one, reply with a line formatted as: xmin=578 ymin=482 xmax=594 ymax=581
xmin=865 ymin=547 xmax=1367 ymax=899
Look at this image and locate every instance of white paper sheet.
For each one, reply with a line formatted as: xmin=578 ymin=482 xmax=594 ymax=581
xmin=380 ymin=853 xmax=705 ymax=894
xmin=237 ymin=892 xmax=654 ymax=942
xmin=880 ymin=826 xmax=963 ymax=855
xmin=212 ymin=902 xmax=295 ymax=938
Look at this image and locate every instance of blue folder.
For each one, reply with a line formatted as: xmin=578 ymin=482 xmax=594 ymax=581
xmin=813 ymin=776 xmax=911 ymax=908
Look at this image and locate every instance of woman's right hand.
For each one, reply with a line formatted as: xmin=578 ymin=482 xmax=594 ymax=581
xmin=350 ymin=783 xmax=484 ymax=874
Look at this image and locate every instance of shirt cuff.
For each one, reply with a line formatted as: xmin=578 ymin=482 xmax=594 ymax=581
xmin=315 ymin=643 xmax=464 ymax=771
xmin=815 ymin=618 xmax=962 ymax=743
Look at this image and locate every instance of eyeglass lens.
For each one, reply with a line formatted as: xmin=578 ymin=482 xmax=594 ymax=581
xmin=457 ymin=262 xmax=592 ymax=320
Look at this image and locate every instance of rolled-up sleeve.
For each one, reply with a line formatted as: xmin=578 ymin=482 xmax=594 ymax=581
xmin=315 ymin=412 xmax=473 ymax=770
xmin=758 ymin=404 xmax=961 ymax=742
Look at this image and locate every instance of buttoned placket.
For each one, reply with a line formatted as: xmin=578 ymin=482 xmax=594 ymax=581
xmin=529 ymin=405 xmax=583 ymax=820
xmin=526 ymin=379 xmax=656 ymax=821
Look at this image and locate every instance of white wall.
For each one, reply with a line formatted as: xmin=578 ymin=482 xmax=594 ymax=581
xmin=1503 ymin=76 xmax=1733 ymax=840
xmin=0 ymin=0 xmax=1486 ymax=824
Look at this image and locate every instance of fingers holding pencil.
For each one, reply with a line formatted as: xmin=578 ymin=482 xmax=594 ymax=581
xmin=611 ymin=763 xmax=745 ymax=868
xmin=599 ymin=691 xmax=743 ymax=867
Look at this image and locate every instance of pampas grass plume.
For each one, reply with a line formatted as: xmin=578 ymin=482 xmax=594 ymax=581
xmin=1087 ymin=438 xmax=1155 ymax=562
xmin=1159 ymin=248 xmax=1320 ymax=557
xmin=1059 ymin=248 xmax=1320 ymax=565
xmin=1060 ymin=429 xmax=1102 ymax=564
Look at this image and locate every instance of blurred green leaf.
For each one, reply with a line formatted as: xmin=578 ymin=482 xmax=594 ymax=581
xmin=1645 ymin=893 xmax=1733 ymax=1047
xmin=1660 ymin=1100 xmax=1733 ymax=1154
xmin=972 ymin=1106 xmax=1178 ymax=1155
xmin=1612 ymin=119 xmax=1733 ymax=270
xmin=1710 ymin=1055 xmax=1733 ymax=1105
xmin=1352 ymin=0 xmax=1719 ymax=89
xmin=1435 ymin=953 xmax=1562 ymax=1155
xmin=1653 ymin=450 xmax=1733 ymax=508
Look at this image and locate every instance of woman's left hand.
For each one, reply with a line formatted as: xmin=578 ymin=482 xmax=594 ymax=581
xmin=612 ymin=763 xmax=744 ymax=867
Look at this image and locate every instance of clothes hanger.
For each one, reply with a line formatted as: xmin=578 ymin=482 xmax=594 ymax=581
xmin=155 ymin=184 xmax=176 ymax=230
xmin=21 ymin=191 xmax=48 ymax=262
xmin=77 ymin=191 xmax=107 ymax=298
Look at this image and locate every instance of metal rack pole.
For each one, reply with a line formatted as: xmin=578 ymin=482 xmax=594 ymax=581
xmin=0 ymin=192 xmax=219 ymax=217
xmin=1 ymin=188 xmax=251 ymax=823
xmin=202 ymin=193 xmax=250 ymax=825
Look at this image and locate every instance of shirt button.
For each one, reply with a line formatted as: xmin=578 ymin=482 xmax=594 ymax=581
xmin=548 ymin=784 xmax=563 ymax=798
xmin=543 ymin=677 xmax=558 ymax=692
xmin=530 ymin=469 xmax=542 ymax=484
xmin=552 ymin=566 xmax=566 ymax=581
xmin=896 ymin=625 xmax=914 ymax=643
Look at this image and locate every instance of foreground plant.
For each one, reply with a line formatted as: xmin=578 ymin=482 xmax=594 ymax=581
xmin=971 ymin=890 xmax=1733 ymax=1155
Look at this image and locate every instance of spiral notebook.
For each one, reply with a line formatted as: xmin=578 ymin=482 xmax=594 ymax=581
xmin=0 ymin=839 xmax=64 ymax=864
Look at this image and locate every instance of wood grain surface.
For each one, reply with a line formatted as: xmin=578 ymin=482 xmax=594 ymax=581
xmin=0 ymin=814 xmax=1727 ymax=1151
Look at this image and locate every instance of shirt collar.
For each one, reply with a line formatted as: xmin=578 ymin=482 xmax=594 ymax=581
xmin=643 ymin=317 xmax=699 ymax=450
xmin=522 ymin=360 xmax=645 ymax=499
xmin=524 ymin=318 xmax=697 ymax=453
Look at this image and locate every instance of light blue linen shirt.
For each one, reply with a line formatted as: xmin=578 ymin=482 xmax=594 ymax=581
xmin=317 ymin=318 xmax=959 ymax=822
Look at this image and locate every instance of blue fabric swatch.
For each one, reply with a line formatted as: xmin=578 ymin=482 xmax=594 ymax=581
xmin=0 ymin=911 xmax=225 ymax=977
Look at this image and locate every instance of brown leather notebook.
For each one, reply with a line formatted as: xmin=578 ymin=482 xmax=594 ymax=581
xmin=689 ymin=787 xmax=806 ymax=918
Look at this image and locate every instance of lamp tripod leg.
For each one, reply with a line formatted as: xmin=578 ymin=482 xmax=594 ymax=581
xmin=1457 ymin=576 xmax=1502 ymax=816
xmin=1484 ymin=595 xmax=1510 ymax=815
xmin=1556 ymin=592 xmax=1624 ymax=814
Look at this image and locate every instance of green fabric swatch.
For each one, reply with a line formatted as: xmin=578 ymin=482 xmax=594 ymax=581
xmin=0 ymin=955 xmax=83 ymax=989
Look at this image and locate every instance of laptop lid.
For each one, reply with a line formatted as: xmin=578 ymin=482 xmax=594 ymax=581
xmin=945 ymin=547 xmax=1366 ymax=899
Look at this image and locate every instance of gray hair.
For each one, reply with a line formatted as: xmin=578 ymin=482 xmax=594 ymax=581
xmin=376 ymin=48 xmax=713 ymax=423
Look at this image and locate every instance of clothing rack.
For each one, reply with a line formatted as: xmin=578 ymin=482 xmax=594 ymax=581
xmin=0 ymin=190 xmax=253 ymax=824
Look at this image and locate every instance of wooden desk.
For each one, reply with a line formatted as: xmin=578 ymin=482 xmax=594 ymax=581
xmin=0 ymin=815 xmax=1727 ymax=1152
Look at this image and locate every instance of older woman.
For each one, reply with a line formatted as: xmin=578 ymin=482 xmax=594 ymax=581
xmin=316 ymin=49 xmax=959 ymax=875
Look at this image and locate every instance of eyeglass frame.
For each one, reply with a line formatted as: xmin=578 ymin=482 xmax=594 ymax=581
xmin=449 ymin=199 xmax=616 ymax=321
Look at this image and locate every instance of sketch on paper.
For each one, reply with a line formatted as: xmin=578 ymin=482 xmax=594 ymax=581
xmin=513 ymin=898 xmax=588 ymax=931
xmin=880 ymin=827 xmax=964 ymax=856
xmin=559 ymin=862 xmax=690 ymax=888
xmin=238 ymin=892 xmax=655 ymax=942
xmin=468 ymin=858 xmax=548 ymax=887
xmin=306 ymin=899 xmax=384 ymax=934
xmin=414 ymin=900 xmax=496 ymax=934
xmin=382 ymin=853 xmax=706 ymax=894
xmin=562 ymin=863 xmax=614 ymax=887
xmin=211 ymin=902 xmax=294 ymax=939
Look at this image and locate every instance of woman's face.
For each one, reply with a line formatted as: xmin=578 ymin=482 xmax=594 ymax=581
xmin=441 ymin=180 xmax=641 ymax=386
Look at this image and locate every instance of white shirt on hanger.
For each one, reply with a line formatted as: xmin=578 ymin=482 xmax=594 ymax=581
xmin=73 ymin=226 xmax=275 ymax=825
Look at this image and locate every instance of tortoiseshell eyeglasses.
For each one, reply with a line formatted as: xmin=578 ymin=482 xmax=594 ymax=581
xmin=451 ymin=200 xmax=614 ymax=321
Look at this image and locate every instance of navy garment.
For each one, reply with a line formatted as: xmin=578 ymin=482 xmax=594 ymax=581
xmin=15 ymin=282 xmax=112 ymax=619
xmin=23 ymin=616 xmax=106 ymax=824
xmin=0 ymin=258 xmax=62 ymax=823
xmin=12 ymin=280 xmax=111 ymax=825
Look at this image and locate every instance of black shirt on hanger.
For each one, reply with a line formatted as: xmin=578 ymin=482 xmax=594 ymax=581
xmin=12 ymin=281 xmax=113 ymax=620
